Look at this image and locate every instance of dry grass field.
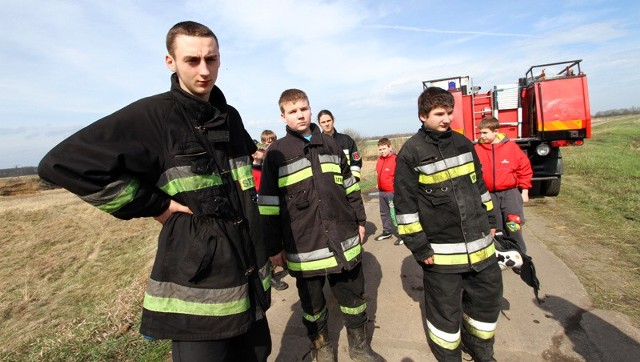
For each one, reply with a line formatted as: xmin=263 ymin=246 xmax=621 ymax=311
xmin=0 ymin=177 xmax=169 ymax=360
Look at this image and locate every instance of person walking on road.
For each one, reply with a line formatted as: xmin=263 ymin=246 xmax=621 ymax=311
xmin=38 ymin=21 xmax=272 ymax=362
xmin=374 ymin=137 xmax=403 ymax=245
xmin=474 ymin=116 xmax=533 ymax=253
xmin=394 ymin=87 xmax=503 ymax=362
xmin=259 ymin=89 xmax=384 ymax=362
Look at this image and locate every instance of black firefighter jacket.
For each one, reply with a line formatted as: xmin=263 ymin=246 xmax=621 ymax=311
xmin=394 ymin=126 xmax=497 ymax=273
xmin=38 ymin=74 xmax=271 ymax=341
xmin=258 ymin=124 xmax=366 ymax=278
xmin=329 ymin=130 xmax=363 ymax=181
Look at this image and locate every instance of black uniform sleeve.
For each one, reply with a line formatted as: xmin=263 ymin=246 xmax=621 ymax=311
xmin=346 ymin=136 xmax=362 ymax=181
xmin=38 ymin=103 xmax=170 ymax=220
xmin=257 ymin=144 xmax=285 ymax=256
xmin=393 ymin=143 xmax=433 ymax=261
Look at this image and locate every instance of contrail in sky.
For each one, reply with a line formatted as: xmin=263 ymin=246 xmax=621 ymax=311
xmin=367 ymin=25 xmax=535 ymax=38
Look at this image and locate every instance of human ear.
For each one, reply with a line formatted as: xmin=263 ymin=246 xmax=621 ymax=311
xmin=165 ymin=54 xmax=176 ymax=72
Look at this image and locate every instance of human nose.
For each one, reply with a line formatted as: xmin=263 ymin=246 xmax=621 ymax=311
xmin=198 ymin=60 xmax=210 ymax=76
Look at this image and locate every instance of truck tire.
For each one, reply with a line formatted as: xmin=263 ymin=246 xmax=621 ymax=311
xmin=544 ymin=178 xmax=561 ymax=196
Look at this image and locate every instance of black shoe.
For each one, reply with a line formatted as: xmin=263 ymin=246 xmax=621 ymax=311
xmin=271 ymin=278 xmax=289 ymax=291
xmin=375 ymin=232 xmax=392 ymax=241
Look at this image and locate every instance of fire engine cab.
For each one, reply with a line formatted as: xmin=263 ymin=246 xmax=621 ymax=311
xmin=423 ymin=59 xmax=591 ymax=196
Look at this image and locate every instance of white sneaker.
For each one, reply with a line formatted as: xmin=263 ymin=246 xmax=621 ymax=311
xmin=394 ymin=238 xmax=404 ymax=245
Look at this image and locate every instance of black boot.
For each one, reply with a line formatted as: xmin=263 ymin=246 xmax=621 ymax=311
xmin=346 ymin=324 xmax=386 ymax=362
xmin=310 ymin=327 xmax=336 ymax=362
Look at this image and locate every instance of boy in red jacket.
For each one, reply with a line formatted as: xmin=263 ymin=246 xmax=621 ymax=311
xmin=375 ymin=138 xmax=403 ymax=245
xmin=474 ymin=117 xmax=533 ymax=252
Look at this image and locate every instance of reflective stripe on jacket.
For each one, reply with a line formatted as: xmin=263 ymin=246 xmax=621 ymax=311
xmin=394 ymin=126 xmax=497 ymax=273
xmin=38 ymin=74 xmax=271 ymax=341
xmin=259 ymin=124 xmax=366 ymax=277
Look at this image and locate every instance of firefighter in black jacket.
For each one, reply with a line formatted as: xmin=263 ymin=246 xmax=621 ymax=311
xmin=394 ymin=87 xmax=502 ymax=362
xmin=259 ymin=89 xmax=384 ymax=362
xmin=38 ymin=21 xmax=272 ymax=362
xmin=317 ymin=109 xmax=363 ymax=181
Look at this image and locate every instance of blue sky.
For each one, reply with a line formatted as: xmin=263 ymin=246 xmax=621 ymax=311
xmin=1 ymin=0 xmax=638 ymax=168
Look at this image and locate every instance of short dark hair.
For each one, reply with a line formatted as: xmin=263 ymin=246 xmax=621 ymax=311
xmin=166 ymin=21 xmax=218 ymax=56
xmin=418 ymin=87 xmax=454 ymax=118
xmin=317 ymin=109 xmax=334 ymax=122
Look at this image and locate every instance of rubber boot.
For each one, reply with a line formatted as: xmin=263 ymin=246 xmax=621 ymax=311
xmin=310 ymin=327 xmax=336 ymax=362
xmin=346 ymin=324 xmax=386 ymax=362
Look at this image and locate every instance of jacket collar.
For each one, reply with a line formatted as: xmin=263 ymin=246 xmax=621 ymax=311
xmin=286 ymin=123 xmax=323 ymax=144
xmin=170 ymin=73 xmax=229 ymax=131
xmin=419 ymin=125 xmax=452 ymax=143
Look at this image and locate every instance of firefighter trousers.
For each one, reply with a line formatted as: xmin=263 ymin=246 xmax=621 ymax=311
xmin=295 ymin=263 xmax=367 ymax=337
xmin=491 ymin=188 xmax=527 ymax=253
xmin=171 ymin=317 xmax=271 ymax=362
xmin=422 ymin=262 xmax=503 ymax=362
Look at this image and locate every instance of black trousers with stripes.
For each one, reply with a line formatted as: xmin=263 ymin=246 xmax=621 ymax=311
xmin=295 ymin=262 xmax=367 ymax=337
xmin=422 ymin=261 xmax=503 ymax=362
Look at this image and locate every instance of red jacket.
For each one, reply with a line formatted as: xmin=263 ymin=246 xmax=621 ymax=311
xmin=376 ymin=153 xmax=396 ymax=192
xmin=474 ymin=134 xmax=533 ymax=191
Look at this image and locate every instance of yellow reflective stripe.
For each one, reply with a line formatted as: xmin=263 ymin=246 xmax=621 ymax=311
xmin=278 ymin=167 xmax=312 ymax=187
xmin=419 ymin=162 xmax=475 ymax=185
xmin=303 ymin=306 xmax=327 ymax=322
xmin=352 ymin=170 xmax=361 ymax=179
xmin=484 ymin=199 xmax=494 ymax=211
xmin=259 ymin=205 xmax=280 ymax=215
xmin=287 ymin=256 xmax=339 ymax=271
xmin=433 ymin=253 xmax=469 ymax=265
xmin=143 ymin=293 xmax=250 ymax=317
xmin=416 ymin=153 xmax=473 ymax=174
xmin=344 ymin=243 xmax=362 ymax=261
xmin=160 ymin=174 xmax=223 ymax=196
xmin=334 ymin=175 xmax=343 ymax=185
xmin=91 ymin=178 xmax=140 ymax=214
xmin=398 ymin=222 xmax=423 ymax=235
xmin=340 ymin=302 xmax=366 ymax=315
xmin=345 ymin=182 xmax=361 ymax=195
xmin=321 ymin=163 xmax=341 ymax=174
xmin=463 ymin=314 xmax=497 ymax=340
xmin=433 ymin=243 xmax=495 ymax=265
xmin=427 ymin=320 xmax=460 ymax=350
xmin=470 ymin=242 xmax=495 ymax=264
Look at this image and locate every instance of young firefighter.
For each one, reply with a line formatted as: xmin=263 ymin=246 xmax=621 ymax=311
xmin=394 ymin=87 xmax=503 ymax=362
xmin=374 ymin=137 xmax=403 ymax=245
xmin=317 ymin=110 xmax=363 ymax=181
xmin=37 ymin=21 xmax=272 ymax=361
xmin=474 ymin=116 xmax=533 ymax=253
xmin=258 ymin=89 xmax=384 ymax=362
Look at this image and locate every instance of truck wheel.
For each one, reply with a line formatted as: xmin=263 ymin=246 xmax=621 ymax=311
xmin=544 ymin=178 xmax=561 ymax=196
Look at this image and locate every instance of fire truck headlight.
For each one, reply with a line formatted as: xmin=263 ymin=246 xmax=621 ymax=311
xmin=536 ymin=143 xmax=551 ymax=156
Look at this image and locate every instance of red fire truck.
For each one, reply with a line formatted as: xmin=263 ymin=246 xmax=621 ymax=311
xmin=422 ymin=59 xmax=591 ymax=196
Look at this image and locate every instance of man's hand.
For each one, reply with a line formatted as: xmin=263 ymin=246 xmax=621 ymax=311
xmin=153 ymin=200 xmax=193 ymax=225
xmin=270 ymin=251 xmax=287 ymax=268
xmin=423 ymin=256 xmax=434 ymax=265
xmin=358 ymin=225 xmax=366 ymax=244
